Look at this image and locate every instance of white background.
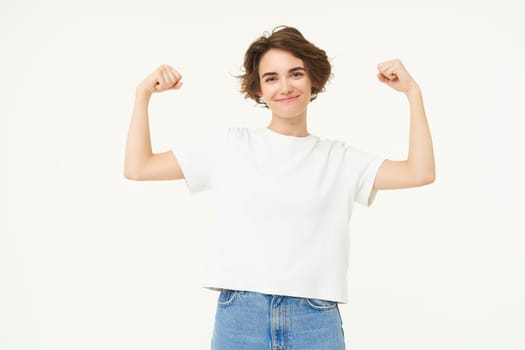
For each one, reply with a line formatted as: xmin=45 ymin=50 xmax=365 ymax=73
xmin=2 ymin=0 xmax=524 ymax=349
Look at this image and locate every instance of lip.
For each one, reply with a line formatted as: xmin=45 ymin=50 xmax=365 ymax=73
xmin=275 ymin=95 xmax=299 ymax=102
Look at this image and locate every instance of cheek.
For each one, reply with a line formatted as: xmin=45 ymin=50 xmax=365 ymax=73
xmin=301 ymin=79 xmax=313 ymax=90
xmin=261 ymin=85 xmax=276 ymax=96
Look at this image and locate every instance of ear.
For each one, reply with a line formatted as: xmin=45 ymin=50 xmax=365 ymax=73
xmin=255 ymin=89 xmax=262 ymax=97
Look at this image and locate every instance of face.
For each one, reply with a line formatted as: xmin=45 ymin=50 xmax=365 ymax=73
xmin=257 ymin=48 xmax=312 ymax=120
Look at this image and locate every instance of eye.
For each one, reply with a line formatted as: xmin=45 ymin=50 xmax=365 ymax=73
xmin=264 ymin=76 xmax=276 ymax=83
xmin=292 ymin=71 xmax=304 ymax=78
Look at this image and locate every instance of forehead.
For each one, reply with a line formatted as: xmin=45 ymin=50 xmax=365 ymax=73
xmin=259 ymin=48 xmax=304 ymax=74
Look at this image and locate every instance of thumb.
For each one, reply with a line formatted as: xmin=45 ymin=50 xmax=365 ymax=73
xmin=377 ymin=73 xmax=388 ymax=83
xmin=170 ymin=81 xmax=183 ymax=90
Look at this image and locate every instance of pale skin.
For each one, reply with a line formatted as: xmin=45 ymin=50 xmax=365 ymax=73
xmin=124 ymin=65 xmax=185 ymax=181
xmin=124 ymin=50 xmax=435 ymax=191
xmin=373 ymin=59 xmax=436 ymax=189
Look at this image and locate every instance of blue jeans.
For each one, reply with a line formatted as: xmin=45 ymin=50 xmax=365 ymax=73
xmin=211 ymin=289 xmax=346 ymax=350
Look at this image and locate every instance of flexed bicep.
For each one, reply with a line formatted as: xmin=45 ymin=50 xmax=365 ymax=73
xmin=373 ymin=159 xmax=434 ymax=190
xmin=125 ymin=150 xmax=185 ymax=181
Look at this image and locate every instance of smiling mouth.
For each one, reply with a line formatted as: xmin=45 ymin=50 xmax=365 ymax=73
xmin=276 ymin=95 xmax=299 ymax=102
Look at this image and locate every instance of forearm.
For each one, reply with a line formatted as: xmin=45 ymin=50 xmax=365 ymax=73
xmin=124 ymin=88 xmax=154 ymax=178
xmin=405 ymin=87 xmax=435 ymax=182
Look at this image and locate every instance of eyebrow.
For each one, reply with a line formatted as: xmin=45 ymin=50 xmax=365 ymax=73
xmin=261 ymin=66 xmax=306 ymax=78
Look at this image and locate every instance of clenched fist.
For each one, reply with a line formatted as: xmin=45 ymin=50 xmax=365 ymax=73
xmin=137 ymin=64 xmax=183 ymax=95
xmin=376 ymin=59 xmax=419 ymax=94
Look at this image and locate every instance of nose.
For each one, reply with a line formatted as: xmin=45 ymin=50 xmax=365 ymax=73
xmin=279 ymin=79 xmax=293 ymax=95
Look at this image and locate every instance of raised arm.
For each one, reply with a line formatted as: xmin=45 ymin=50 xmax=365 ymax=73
xmin=372 ymin=59 xmax=436 ymax=190
xmin=123 ymin=65 xmax=185 ymax=181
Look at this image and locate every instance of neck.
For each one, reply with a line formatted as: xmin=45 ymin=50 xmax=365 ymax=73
xmin=267 ymin=111 xmax=309 ymax=137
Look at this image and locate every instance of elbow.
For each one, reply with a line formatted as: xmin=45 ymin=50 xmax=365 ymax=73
xmin=124 ymin=155 xmax=154 ymax=180
xmin=124 ymin=170 xmax=136 ymax=180
xmin=418 ymin=171 xmax=436 ymax=186
xmin=124 ymin=167 xmax=141 ymax=180
xmin=428 ymin=172 xmax=436 ymax=184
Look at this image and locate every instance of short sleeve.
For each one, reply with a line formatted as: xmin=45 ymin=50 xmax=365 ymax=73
xmin=171 ymin=129 xmax=227 ymax=194
xmin=345 ymin=146 xmax=386 ymax=207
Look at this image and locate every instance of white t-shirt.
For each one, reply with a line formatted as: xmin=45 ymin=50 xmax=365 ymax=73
xmin=172 ymin=126 xmax=386 ymax=303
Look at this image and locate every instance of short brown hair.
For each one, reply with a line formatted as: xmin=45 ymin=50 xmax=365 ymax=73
xmin=238 ymin=25 xmax=332 ymax=106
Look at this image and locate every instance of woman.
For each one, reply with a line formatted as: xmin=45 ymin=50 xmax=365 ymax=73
xmin=124 ymin=25 xmax=435 ymax=350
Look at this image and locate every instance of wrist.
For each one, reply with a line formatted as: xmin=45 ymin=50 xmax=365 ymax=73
xmin=405 ymin=84 xmax=421 ymax=98
xmin=135 ymin=85 xmax=153 ymax=98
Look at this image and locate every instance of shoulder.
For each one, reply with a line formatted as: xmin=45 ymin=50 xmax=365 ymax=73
xmin=316 ymin=137 xmax=383 ymax=165
xmin=223 ymin=126 xmax=252 ymax=137
xmin=318 ymin=136 xmax=368 ymax=154
xmin=203 ymin=126 xmax=249 ymax=142
xmin=315 ymin=136 xmax=350 ymax=152
xmin=223 ymin=126 xmax=265 ymax=142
